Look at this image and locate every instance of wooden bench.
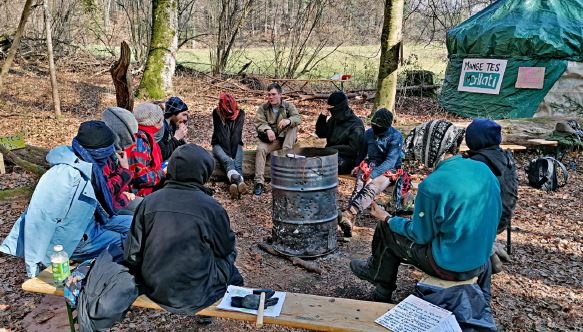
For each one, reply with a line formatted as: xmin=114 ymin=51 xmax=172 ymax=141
xmin=23 ymin=268 xmax=394 ymax=331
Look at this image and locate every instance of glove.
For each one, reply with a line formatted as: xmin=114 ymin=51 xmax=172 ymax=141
xmin=231 ymin=290 xmax=279 ymax=310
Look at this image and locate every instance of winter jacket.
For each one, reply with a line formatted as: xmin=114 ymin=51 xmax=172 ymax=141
xmin=211 ymin=108 xmax=245 ymax=159
xmin=467 ymin=147 xmax=518 ymax=234
xmin=254 ymin=101 xmax=301 ymax=138
xmin=357 ymin=127 xmax=404 ymax=179
xmin=315 ymin=105 xmax=364 ymax=170
xmin=124 ymin=144 xmax=243 ymax=314
xmin=125 ymin=130 xmax=165 ymax=196
xmin=390 ymin=156 xmax=501 ymax=272
xmin=78 ymin=244 xmax=139 ymax=332
xmin=102 ymin=157 xmax=132 ymax=210
xmin=158 ymin=119 xmax=186 ymax=160
xmin=0 ymin=146 xmax=99 ymax=277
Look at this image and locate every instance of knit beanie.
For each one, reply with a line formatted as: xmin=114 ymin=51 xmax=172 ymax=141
xmin=134 ymin=103 xmax=164 ymax=127
xmin=327 ymin=91 xmax=348 ymax=106
xmin=165 ymin=96 xmax=188 ymax=117
xmin=371 ymin=108 xmax=394 ymax=129
xmin=102 ymin=107 xmax=138 ymax=150
xmin=465 ymin=119 xmax=502 ymax=151
xmin=75 ymin=120 xmax=115 ymax=149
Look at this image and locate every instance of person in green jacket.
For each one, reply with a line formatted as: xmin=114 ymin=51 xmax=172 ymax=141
xmin=350 ymin=120 xmax=501 ymax=303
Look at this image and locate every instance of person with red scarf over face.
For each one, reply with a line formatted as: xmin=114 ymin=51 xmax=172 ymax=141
xmin=125 ymin=103 xmax=165 ymax=196
xmin=211 ymin=92 xmax=247 ymax=199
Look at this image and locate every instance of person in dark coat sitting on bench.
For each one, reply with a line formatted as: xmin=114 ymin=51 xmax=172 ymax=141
xmin=315 ymin=91 xmax=365 ymax=174
xmin=350 ymin=120 xmax=501 ymax=303
xmin=212 ymin=92 xmax=247 ymax=199
xmin=124 ymin=144 xmax=244 ymax=315
xmin=464 ymin=118 xmax=518 ymax=273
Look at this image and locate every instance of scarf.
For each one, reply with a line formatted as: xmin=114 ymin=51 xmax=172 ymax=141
xmin=71 ymin=138 xmax=117 ymax=219
xmin=138 ymin=125 xmax=163 ymax=168
xmin=404 ymin=120 xmax=465 ymax=168
xmin=218 ymin=92 xmax=240 ymax=122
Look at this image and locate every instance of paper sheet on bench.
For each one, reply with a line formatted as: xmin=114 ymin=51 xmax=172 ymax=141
xmin=217 ymin=285 xmax=286 ymax=317
xmin=375 ymin=295 xmax=461 ymax=332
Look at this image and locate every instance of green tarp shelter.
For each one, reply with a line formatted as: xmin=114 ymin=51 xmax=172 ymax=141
xmin=439 ymin=0 xmax=583 ymax=119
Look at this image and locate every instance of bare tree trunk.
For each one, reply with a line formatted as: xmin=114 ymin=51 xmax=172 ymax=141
xmin=373 ymin=0 xmax=404 ymax=116
xmin=110 ymin=41 xmax=134 ymax=111
xmin=43 ymin=0 xmax=62 ymax=117
xmin=0 ymin=0 xmax=34 ymax=90
xmin=137 ymin=0 xmax=178 ymax=99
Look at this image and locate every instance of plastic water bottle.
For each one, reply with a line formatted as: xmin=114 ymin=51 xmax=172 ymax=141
xmin=51 ymin=245 xmax=70 ymax=286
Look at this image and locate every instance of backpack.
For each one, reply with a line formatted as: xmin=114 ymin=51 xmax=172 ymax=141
xmin=526 ymin=157 xmax=568 ymax=191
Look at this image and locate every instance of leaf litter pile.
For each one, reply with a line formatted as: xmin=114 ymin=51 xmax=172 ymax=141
xmin=0 ymin=65 xmax=581 ymax=331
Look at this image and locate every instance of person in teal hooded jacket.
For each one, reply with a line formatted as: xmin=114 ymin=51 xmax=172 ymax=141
xmin=350 ymin=120 xmax=501 ymax=303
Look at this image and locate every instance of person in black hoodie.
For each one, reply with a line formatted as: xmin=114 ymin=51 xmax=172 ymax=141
xmin=212 ymin=92 xmax=247 ymax=199
xmin=315 ymin=91 xmax=365 ymax=174
xmin=124 ymin=144 xmax=244 ymax=315
xmin=465 ymin=118 xmax=518 ymax=273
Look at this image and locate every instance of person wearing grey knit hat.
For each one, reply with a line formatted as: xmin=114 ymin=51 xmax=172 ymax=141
xmin=125 ymin=103 xmax=165 ymax=196
xmin=102 ymin=107 xmax=139 ymax=150
xmin=133 ymin=103 xmax=164 ymax=127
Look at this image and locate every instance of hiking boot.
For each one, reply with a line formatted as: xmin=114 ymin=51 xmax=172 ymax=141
xmin=253 ymin=183 xmax=265 ymax=196
xmin=490 ymin=253 xmax=503 ymax=274
xmin=373 ymin=285 xmax=393 ymax=303
xmin=238 ymin=181 xmax=248 ymax=195
xmin=338 ymin=210 xmax=354 ymax=237
xmin=229 ymin=183 xmax=239 ymax=199
xmin=350 ymin=258 xmax=377 ymax=284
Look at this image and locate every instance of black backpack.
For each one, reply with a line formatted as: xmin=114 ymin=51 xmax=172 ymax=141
xmin=526 ymin=157 xmax=568 ymax=191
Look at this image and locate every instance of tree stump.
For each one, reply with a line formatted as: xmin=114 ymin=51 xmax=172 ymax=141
xmin=110 ymin=41 xmax=134 ymax=111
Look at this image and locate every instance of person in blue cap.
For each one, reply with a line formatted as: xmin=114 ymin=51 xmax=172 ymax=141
xmin=157 ymin=96 xmax=189 ymax=160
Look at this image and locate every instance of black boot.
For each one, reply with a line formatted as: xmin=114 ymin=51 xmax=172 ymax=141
xmin=350 ymin=258 xmax=378 ymax=284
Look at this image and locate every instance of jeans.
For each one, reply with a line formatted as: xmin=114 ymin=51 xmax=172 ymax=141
xmin=213 ymin=144 xmax=243 ymax=177
xmin=254 ymin=126 xmax=298 ymax=184
xmin=369 ymin=220 xmax=489 ymax=298
xmin=349 ymin=171 xmax=394 ymax=213
xmin=71 ymin=214 xmax=133 ymax=262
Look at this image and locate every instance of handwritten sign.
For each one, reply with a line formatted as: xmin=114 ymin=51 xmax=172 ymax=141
xmin=458 ymin=58 xmax=507 ymax=94
xmin=515 ymin=67 xmax=545 ymax=89
xmin=375 ymin=295 xmax=461 ymax=332
xmin=0 ymin=135 xmax=25 ymax=151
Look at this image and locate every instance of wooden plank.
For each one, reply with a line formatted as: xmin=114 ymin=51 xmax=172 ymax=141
xmin=525 ymin=138 xmax=558 ymax=147
xmin=23 ymin=269 xmax=394 ymax=332
xmin=459 ymin=144 xmax=527 ymax=152
xmin=0 ymin=153 xmax=5 ymax=175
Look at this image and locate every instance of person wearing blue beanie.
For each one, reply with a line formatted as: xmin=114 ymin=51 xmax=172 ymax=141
xmin=465 ymin=118 xmax=518 ymax=274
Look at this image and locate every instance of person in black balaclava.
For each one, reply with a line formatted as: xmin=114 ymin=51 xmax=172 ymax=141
xmin=124 ymin=144 xmax=243 ymax=316
xmin=315 ymin=91 xmax=365 ymax=174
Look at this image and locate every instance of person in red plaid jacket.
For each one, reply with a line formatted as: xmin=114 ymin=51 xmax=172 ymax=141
xmin=125 ymin=103 xmax=165 ymax=197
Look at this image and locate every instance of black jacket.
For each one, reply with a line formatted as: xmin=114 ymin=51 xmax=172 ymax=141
xmin=315 ymin=102 xmax=364 ymax=171
xmin=78 ymin=245 xmax=139 ymax=332
xmin=158 ymin=119 xmax=186 ymax=160
xmin=211 ymin=109 xmax=245 ymax=159
xmin=467 ymin=147 xmax=518 ymax=234
xmin=124 ymin=144 xmax=243 ymax=314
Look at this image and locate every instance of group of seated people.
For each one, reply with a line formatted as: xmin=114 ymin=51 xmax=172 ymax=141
xmin=0 ymin=83 xmax=517 ymax=316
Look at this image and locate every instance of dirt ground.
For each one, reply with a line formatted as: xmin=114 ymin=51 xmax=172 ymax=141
xmin=0 ymin=64 xmax=582 ymax=331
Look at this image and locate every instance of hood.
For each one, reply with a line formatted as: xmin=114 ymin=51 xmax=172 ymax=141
xmin=466 ymin=119 xmax=501 ymax=151
xmin=468 ymin=147 xmax=510 ymax=176
xmin=166 ymin=144 xmax=214 ymax=184
xmin=46 ymin=146 xmax=93 ymax=178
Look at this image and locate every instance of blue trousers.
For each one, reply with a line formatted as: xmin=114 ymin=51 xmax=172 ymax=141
xmin=71 ymin=215 xmax=133 ymax=262
xmin=212 ymin=144 xmax=243 ymax=177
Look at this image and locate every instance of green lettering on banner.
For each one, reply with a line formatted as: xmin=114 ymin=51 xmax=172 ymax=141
xmin=462 ymin=72 xmax=500 ymax=90
xmin=0 ymin=135 xmax=25 ymax=150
